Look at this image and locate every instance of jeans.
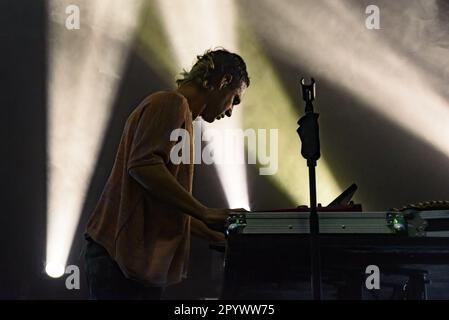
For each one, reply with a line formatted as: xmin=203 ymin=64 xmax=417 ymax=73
xmin=84 ymin=235 xmax=163 ymax=300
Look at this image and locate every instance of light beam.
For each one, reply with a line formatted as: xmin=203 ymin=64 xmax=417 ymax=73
xmin=46 ymin=0 xmax=142 ymax=276
xmin=156 ymin=0 xmax=250 ymax=209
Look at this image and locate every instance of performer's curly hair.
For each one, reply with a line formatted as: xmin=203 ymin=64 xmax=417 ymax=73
xmin=176 ymin=48 xmax=250 ymax=90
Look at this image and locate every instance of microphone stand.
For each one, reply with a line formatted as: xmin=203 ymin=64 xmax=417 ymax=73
xmin=297 ymin=78 xmax=322 ymax=300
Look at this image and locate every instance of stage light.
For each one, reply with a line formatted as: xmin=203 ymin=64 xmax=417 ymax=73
xmin=156 ymin=0 xmax=250 ymax=210
xmin=45 ymin=262 xmax=65 ymax=279
xmin=239 ymin=26 xmax=341 ymax=205
xmin=46 ymin=0 xmax=142 ymax=275
xmin=134 ymin=1 xmax=179 ymax=82
xmin=241 ymin=0 xmax=449 ymax=162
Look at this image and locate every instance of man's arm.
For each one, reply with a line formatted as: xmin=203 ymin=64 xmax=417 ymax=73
xmin=129 ymin=163 xmax=231 ymax=226
xmin=191 ymin=217 xmax=225 ymax=242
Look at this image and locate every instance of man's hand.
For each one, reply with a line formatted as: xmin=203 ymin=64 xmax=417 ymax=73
xmin=200 ymin=208 xmax=248 ymax=226
xmin=191 ymin=207 xmax=248 ymax=243
xmin=199 ymin=207 xmax=248 ymax=232
xmin=200 ymin=208 xmax=231 ymax=226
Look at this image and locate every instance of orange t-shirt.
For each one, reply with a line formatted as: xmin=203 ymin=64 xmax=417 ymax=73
xmin=86 ymin=90 xmax=194 ymax=287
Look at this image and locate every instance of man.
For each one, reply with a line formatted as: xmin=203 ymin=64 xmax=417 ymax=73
xmin=84 ymin=49 xmax=250 ymax=299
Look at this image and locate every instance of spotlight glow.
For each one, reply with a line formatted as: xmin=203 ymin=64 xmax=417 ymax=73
xmin=239 ymin=26 xmax=341 ymax=205
xmin=156 ymin=0 xmax=250 ymax=209
xmin=46 ymin=0 xmax=142 ymax=271
xmin=45 ymin=262 xmax=65 ymax=278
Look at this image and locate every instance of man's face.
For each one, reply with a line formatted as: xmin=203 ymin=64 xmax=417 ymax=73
xmin=201 ymin=79 xmax=247 ymax=123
